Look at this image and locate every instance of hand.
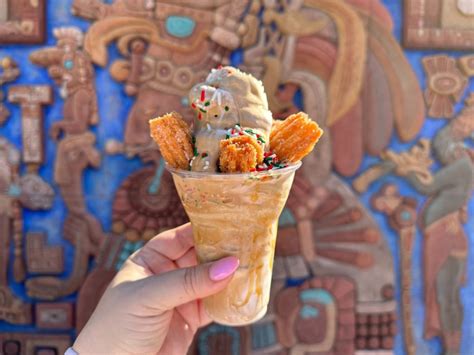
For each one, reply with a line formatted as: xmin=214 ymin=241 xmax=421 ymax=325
xmin=73 ymin=224 xmax=239 ymax=355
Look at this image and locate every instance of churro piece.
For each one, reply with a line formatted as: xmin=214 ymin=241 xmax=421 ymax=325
xmin=271 ymin=119 xmax=283 ymax=133
xmin=219 ymin=136 xmax=264 ymax=173
xmin=270 ymin=112 xmax=323 ymax=163
xmin=149 ymin=112 xmax=193 ymax=169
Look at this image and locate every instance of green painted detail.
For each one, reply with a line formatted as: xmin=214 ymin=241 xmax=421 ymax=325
xmin=165 ymin=16 xmax=196 ymax=38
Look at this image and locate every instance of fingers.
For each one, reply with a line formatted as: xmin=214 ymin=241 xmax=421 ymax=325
xmin=156 ymin=311 xmax=196 ymax=355
xmin=147 ymin=223 xmax=194 ymax=260
xmin=131 ymin=224 xmax=194 ymax=274
xmin=138 ymin=256 xmax=239 ymax=311
xmin=175 ymin=248 xmax=197 ymax=269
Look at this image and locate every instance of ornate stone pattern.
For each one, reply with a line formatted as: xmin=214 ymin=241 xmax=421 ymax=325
xmin=112 ymin=167 xmax=188 ymax=242
xmin=8 ymin=85 xmax=53 ymax=165
xmin=275 ymin=276 xmax=356 ymax=354
xmin=35 ymin=302 xmax=73 ymax=330
xmin=352 ymin=96 xmax=474 ymax=354
xmin=404 ymin=0 xmax=474 ymax=49
xmin=26 ymin=233 xmax=64 ymax=274
xmin=458 ymin=54 xmax=474 ymax=77
xmin=0 ymin=333 xmax=70 ymax=355
xmin=422 ymin=55 xmax=468 ymax=118
xmin=372 ymin=184 xmax=418 ymax=355
xmin=0 ymin=0 xmax=46 ymax=44
xmin=355 ymin=312 xmax=397 ymax=350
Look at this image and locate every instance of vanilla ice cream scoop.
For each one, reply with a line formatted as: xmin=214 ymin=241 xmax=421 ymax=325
xmin=188 ymin=66 xmax=273 ymax=172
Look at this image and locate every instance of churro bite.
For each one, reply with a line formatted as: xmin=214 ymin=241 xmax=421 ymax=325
xmin=149 ymin=112 xmax=193 ymax=170
xmin=149 ymin=66 xmax=323 ymax=173
xmin=270 ymin=112 xmax=323 ymax=163
xmin=219 ymin=135 xmax=263 ymax=173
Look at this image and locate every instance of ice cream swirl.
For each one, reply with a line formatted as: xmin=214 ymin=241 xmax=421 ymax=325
xmin=188 ymin=66 xmax=273 ymax=172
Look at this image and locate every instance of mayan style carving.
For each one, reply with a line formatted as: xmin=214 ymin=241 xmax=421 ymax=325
xmin=458 ymin=54 xmax=474 ymax=77
xmin=111 ymin=166 xmax=188 ymax=241
xmin=0 ymin=333 xmax=70 ymax=355
xmin=26 ymin=233 xmax=64 ymax=274
xmin=71 ymin=0 xmax=428 ymax=351
xmin=73 ymin=0 xmax=254 ymax=331
xmin=18 ymin=173 xmax=54 ymax=211
xmin=75 ymin=0 xmax=249 ymax=158
xmin=275 ymin=276 xmax=356 ymax=354
xmin=354 ymin=97 xmax=474 ymax=354
xmin=7 ymin=84 xmax=55 ymax=211
xmin=372 ymin=184 xmax=417 ymax=355
xmin=0 ymin=0 xmax=46 ymax=44
xmin=404 ymin=0 xmax=474 ymax=49
xmin=8 ymin=85 xmax=52 ymax=166
xmin=26 ymin=27 xmax=104 ymax=300
xmin=0 ymin=138 xmax=31 ymax=325
xmin=423 ymin=55 xmax=468 ymax=119
xmin=191 ymin=324 xmax=250 ymax=355
xmin=0 ymin=57 xmax=20 ymax=125
xmin=0 ymin=81 xmax=54 ymax=325
xmin=35 ymin=302 xmax=73 ymax=329
xmin=283 ymin=174 xmax=398 ymax=351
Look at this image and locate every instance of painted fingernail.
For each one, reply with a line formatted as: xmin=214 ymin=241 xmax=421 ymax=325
xmin=209 ymin=256 xmax=239 ymax=281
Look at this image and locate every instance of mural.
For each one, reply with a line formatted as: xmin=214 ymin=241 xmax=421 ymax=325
xmin=0 ymin=0 xmax=472 ymax=354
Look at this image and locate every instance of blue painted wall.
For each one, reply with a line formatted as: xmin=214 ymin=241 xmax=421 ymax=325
xmin=0 ymin=1 xmax=472 ymax=354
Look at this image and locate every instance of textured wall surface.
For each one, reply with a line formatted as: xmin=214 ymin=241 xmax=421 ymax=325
xmin=0 ymin=0 xmax=473 ymax=354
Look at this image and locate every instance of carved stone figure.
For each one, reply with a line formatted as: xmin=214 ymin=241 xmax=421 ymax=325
xmin=26 ymin=27 xmax=104 ymax=300
xmin=404 ymin=106 xmax=473 ymax=355
xmin=354 ymin=98 xmax=474 ymax=354
xmin=30 ymin=28 xmax=99 ymax=136
xmin=372 ymin=184 xmax=418 ymax=355
xmin=75 ymin=0 xmax=248 ymax=158
xmin=0 ymin=137 xmax=31 ymax=325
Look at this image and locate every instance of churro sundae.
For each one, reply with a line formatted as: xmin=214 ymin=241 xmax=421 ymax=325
xmin=149 ymin=66 xmax=322 ymax=325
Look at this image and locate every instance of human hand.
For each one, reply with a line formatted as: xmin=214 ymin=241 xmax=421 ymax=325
xmin=73 ymin=223 xmax=239 ymax=355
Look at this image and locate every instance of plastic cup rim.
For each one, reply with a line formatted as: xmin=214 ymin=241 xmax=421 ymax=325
xmin=166 ymin=161 xmax=302 ymax=179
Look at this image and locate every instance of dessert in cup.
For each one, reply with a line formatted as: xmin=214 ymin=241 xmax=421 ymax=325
xmin=150 ymin=66 xmax=322 ymax=326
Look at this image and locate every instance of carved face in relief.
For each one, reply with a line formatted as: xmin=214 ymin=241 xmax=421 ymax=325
xmin=30 ymin=27 xmax=93 ymax=90
xmin=86 ymin=0 xmax=233 ymax=157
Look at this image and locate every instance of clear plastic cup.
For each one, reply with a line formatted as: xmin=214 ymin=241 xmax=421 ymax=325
xmin=168 ymin=162 xmax=301 ymax=326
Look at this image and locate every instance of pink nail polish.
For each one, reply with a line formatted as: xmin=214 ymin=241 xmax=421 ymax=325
xmin=209 ymin=256 xmax=239 ymax=281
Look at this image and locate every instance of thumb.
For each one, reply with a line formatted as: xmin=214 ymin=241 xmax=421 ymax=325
xmin=138 ymin=256 xmax=239 ymax=310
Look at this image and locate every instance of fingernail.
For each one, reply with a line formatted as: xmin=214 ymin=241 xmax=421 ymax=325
xmin=209 ymin=256 xmax=239 ymax=281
